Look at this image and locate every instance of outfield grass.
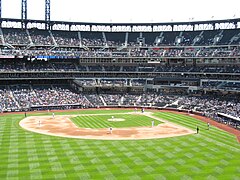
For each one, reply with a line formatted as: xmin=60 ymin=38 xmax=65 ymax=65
xmin=0 ymin=109 xmax=240 ymax=179
xmin=71 ymin=114 xmax=161 ymax=128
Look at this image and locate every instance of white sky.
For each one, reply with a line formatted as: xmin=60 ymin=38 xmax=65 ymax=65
xmin=2 ymin=0 xmax=240 ymax=23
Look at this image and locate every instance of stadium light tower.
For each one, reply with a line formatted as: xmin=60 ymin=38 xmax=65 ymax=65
xmin=0 ymin=0 xmax=1 ymax=27
xmin=21 ymin=0 xmax=27 ymax=28
xmin=0 ymin=0 xmax=1 ymax=19
xmin=45 ymin=0 xmax=51 ymax=29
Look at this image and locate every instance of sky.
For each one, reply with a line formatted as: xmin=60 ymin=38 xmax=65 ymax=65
xmin=2 ymin=0 xmax=240 ymax=23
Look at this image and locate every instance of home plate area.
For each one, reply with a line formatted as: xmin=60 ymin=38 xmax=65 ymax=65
xmin=19 ymin=112 xmax=195 ymax=140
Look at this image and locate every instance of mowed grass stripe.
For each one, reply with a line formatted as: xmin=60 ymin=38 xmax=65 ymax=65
xmin=90 ymin=115 xmax=110 ymax=128
xmin=162 ymin=112 xmax=235 ymax=138
xmin=160 ymin=112 xmax=235 ymax=139
xmin=74 ymin=115 xmax=109 ymax=128
xmin=71 ymin=114 xmax=161 ymax=129
xmin=153 ymin=112 xmax=240 ymax=150
xmin=0 ymin=110 xmax=240 ymax=179
xmin=160 ymin=112 xmax=239 ymax=146
xmin=81 ymin=115 xmax=103 ymax=128
xmin=155 ymin=112 xmax=240 ymax=150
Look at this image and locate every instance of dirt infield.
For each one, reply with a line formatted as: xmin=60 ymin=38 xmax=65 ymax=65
xmin=9 ymin=108 xmax=239 ymax=142
xmin=19 ymin=112 xmax=195 ymax=140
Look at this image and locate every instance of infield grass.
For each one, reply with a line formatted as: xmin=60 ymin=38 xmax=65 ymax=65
xmin=71 ymin=113 xmax=161 ymax=128
xmin=0 ymin=109 xmax=239 ymax=179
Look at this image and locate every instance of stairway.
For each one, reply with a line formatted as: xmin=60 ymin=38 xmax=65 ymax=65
xmin=7 ymin=86 xmax=21 ymax=109
xmin=213 ymin=30 xmax=223 ymax=45
xmin=192 ymin=31 xmax=204 ymax=46
xmin=49 ymin=30 xmax=58 ymax=46
xmin=0 ymin=28 xmax=5 ymax=44
xmin=119 ymin=96 xmax=124 ymax=105
xmin=196 ymin=49 xmax=201 ymax=57
xmin=26 ymin=29 xmax=33 ymax=45
xmin=125 ymin=32 xmax=128 ymax=46
xmin=78 ymin=31 xmax=82 ymax=47
xmin=217 ymin=81 xmax=226 ymax=89
xmin=229 ymin=33 xmax=240 ymax=45
xmin=102 ymin=32 xmax=108 ymax=47
xmin=84 ymin=95 xmax=93 ymax=106
xmin=99 ymin=95 xmax=107 ymax=106
xmin=30 ymin=85 xmax=43 ymax=105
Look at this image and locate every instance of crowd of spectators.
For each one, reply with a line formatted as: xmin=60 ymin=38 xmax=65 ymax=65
xmin=1 ymin=59 xmax=240 ymax=75
xmin=99 ymin=93 xmax=240 ymax=126
xmin=84 ymin=94 xmax=104 ymax=106
xmin=98 ymin=93 xmax=179 ymax=107
xmin=29 ymin=29 xmax=54 ymax=46
xmin=2 ymin=47 xmax=239 ymax=58
xmin=52 ymin=31 xmax=80 ymax=46
xmin=82 ymin=37 xmax=106 ymax=47
xmin=0 ymin=85 xmax=93 ymax=112
xmin=101 ymin=94 xmax=122 ymax=105
xmin=91 ymin=93 xmax=240 ymax=124
xmin=1 ymin=28 xmax=240 ymax=59
xmin=2 ymin=28 xmax=240 ymax=48
xmin=177 ymin=96 xmax=240 ymax=125
xmin=1 ymin=85 xmax=240 ymax=129
xmin=10 ymin=85 xmax=40 ymax=107
xmin=33 ymin=86 xmax=91 ymax=107
xmin=0 ymin=87 xmax=19 ymax=111
xmin=4 ymin=30 xmax=30 ymax=45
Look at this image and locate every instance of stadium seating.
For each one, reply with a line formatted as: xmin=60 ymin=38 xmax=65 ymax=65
xmin=0 ymin=22 xmax=239 ymax=129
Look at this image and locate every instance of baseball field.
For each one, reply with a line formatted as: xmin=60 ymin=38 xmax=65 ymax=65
xmin=0 ymin=109 xmax=239 ymax=179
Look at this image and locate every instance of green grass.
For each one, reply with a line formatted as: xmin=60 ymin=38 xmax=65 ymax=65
xmin=0 ymin=109 xmax=240 ymax=179
xmin=71 ymin=114 xmax=161 ymax=128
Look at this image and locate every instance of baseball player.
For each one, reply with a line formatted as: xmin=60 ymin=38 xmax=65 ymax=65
xmin=109 ymin=127 xmax=113 ymax=134
xmin=207 ymin=122 xmax=210 ymax=130
xmin=152 ymin=120 xmax=154 ymax=128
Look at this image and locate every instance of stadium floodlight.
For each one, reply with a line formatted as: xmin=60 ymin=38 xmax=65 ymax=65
xmin=21 ymin=0 xmax=27 ymax=28
xmin=0 ymin=0 xmax=1 ymax=19
xmin=45 ymin=0 xmax=51 ymax=29
xmin=21 ymin=0 xmax=27 ymax=20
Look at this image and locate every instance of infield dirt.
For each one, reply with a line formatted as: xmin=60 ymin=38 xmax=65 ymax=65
xmin=19 ymin=112 xmax=195 ymax=140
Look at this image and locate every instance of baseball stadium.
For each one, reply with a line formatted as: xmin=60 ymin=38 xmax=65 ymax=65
xmin=0 ymin=0 xmax=240 ymax=179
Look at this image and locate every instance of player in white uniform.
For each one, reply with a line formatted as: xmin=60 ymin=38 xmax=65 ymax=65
xmin=109 ymin=127 xmax=113 ymax=134
xmin=152 ymin=120 xmax=154 ymax=128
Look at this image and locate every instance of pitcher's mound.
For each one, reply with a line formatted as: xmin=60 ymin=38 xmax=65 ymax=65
xmin=108 ymin=118 xmax=125 ymax=122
